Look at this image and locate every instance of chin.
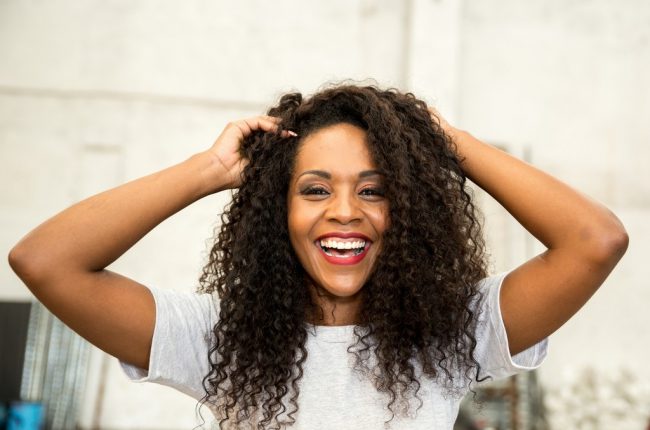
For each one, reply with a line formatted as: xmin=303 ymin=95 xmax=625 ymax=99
xmin=316 ymin=278 xmax=365 ymax=298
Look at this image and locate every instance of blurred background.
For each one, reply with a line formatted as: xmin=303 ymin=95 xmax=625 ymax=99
xmin=1 ymin=0 xmax=649 ymax=429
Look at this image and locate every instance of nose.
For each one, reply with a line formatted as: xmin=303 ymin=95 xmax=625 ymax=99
xmin=325 ymin=190 xmax=362 ymax=224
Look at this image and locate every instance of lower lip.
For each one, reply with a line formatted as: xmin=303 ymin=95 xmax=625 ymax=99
xmin=315 ymin=242 xmax=371 ymax=265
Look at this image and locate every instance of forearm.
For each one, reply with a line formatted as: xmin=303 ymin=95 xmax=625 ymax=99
xmin=10 ymin=151 xmax=227 ymax=280
xmin=449 ymin=128 xmax=627 ymax=260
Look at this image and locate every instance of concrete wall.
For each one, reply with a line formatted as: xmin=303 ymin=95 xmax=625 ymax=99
xmin=2 ymin=0 xmax=648 ymax=428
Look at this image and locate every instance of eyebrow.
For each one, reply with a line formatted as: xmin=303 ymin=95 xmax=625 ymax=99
xmin=297 ymin=169 xmax=382 ymax=180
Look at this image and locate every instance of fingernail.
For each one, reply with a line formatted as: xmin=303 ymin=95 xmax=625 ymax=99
xmin=287 ymin=130 xmax=298 ymax=137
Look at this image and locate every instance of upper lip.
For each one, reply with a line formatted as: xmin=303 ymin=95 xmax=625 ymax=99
xmin=315 ymin=232 xmax=372 ymax=242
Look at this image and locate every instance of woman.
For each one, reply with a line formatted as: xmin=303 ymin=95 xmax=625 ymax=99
xmin=9 ymin=85 xmax=628 ymax=429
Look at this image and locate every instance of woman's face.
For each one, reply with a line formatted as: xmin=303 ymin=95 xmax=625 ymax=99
xmin=287 ymin=123 xmax=389 ymax=304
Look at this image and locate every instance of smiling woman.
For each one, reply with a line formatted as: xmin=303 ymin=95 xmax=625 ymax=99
xmin=8 ymin=84 xmax=627 ymax=430
xmin=193 ymin=86 xmax=520 ymax=428
xmin=288 ymin=123 xmax=389 ymax=323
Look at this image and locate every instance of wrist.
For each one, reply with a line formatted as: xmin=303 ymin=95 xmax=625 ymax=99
xmin=187 ymin=151 xmax=232 ymax=197
xmin=443 ymin=126 xmax=467 ymax=154
xmin=444 ymin=128 xmax=476 ymax=171
xmin=442 ymin=122 xmax=466 ymax=137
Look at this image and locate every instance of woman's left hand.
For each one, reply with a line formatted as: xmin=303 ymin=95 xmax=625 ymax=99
xmin=427 ymin=107 xmax=454 ymax=135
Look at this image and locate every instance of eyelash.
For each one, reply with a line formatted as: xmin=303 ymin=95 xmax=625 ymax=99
xmin=301 ymin=186 xmax=327 ymax=195
xmin=362 ymin=188 xmax=386 ymax=197
xmin=300 ymin=186 xmax=385 ymax=197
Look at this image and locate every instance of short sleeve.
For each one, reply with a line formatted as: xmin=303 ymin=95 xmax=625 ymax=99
xmin=472 ymin=271 xmax=549 ymax=381
xmin=119 ymin=286 xmax=219 ymax=400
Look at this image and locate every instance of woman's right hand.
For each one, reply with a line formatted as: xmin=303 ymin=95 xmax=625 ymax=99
xmin=205 ymin=115 xmax=292 ymax=191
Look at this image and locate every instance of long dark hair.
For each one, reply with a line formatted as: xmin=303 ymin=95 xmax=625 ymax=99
xmin=197 ymin=84 xmax=489 ymax=429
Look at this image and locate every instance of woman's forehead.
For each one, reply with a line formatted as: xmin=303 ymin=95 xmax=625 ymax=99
xmin=293 ymin=124 xmax=376 ymax=173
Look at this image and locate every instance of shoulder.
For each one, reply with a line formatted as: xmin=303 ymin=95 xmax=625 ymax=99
xmin=471 ymin=272 xmax=549 ymax=380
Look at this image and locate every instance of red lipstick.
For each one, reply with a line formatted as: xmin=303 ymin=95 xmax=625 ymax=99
xmin=314 ymin=232 xmax=372 ymax=266
xmin=315 ymin=232 xmax=371 ymax=241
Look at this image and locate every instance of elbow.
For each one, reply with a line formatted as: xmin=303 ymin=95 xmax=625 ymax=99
xmin=589 ymin=222 xmax=629 ymax=265
xmin=8 ymin=242 xmax=49 ymax=288
xmin=8 ymin=243 xmax=28 ymax=277
xmin=606 ymin=227 xmax=629 ymax=259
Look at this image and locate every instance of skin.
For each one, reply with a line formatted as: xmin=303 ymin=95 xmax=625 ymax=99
xmin=8 ymin=109 xmax=628 ymax=372
xmin=287 ymin=124 xmax=389 ymax=326
xmin=430 ymin=109 xmax=628 ymax=354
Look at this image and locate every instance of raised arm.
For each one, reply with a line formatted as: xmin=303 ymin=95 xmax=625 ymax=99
xmin=8 ymin=116 xmax=282 ymax=370
xmin=432 ymin=112 xmax=628 ymax=355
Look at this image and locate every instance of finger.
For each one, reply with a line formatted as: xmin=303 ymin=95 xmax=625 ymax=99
xmin=281 ymin=130 xmax=298 ymax=138
xmin=245 ymin=117 xmax=297 ymax=137
xmin=230 ymin=117 xmax=271 ymax=138
xmin=229 ymin=116 xmax=297 ymax=140
xmin=245 ymin=117 xmax=277 ymax=132
xmin=261 ymin=115 xmax=282 ymax=124
xmin=427 ymin=107 xmax=444 ymax=124
xmin=238 ymin=157 xmax=250 ymax=170
xmin=225 ymin=120 xmax=252 ymax=140
xmin=255 ymin=117 xmax=298 ymax=137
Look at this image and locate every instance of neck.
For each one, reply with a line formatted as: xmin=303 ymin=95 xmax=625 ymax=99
xmin=305 ymin=283 xmax=363 ymax=326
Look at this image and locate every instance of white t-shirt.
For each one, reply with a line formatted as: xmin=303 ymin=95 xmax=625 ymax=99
xmin=120 ymin=271 xmax=548 ymax=429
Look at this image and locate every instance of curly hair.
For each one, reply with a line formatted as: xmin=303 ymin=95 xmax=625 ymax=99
xmin=197 ymin=83 xmax=489 ymax=429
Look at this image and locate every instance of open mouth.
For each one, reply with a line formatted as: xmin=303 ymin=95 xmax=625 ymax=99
xmin=319 ymin=244 xmax=366 ymax=257
xmin=314 ymin=240 xmax=371 ymax=264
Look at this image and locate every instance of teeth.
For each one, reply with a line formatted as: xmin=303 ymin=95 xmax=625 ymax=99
xmin=319 ymin=239 xmax=366 ymax=250
xmin=320 ymin=246 xmax=366 ymax=257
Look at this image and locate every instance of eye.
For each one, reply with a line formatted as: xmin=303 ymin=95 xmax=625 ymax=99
xmin=300 ymin=186 xmax=329 ymax=196
xmin=359 ymin=187 xmax=385 ymax=197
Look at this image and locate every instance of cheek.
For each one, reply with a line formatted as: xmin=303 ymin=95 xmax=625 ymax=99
xmin=287 ymin=203 xmax=313 ymax=245
xmin=370 ymin=204 xmax=390 ymax=235
xmin=287 ymin=214 xmax=301 ymax=249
